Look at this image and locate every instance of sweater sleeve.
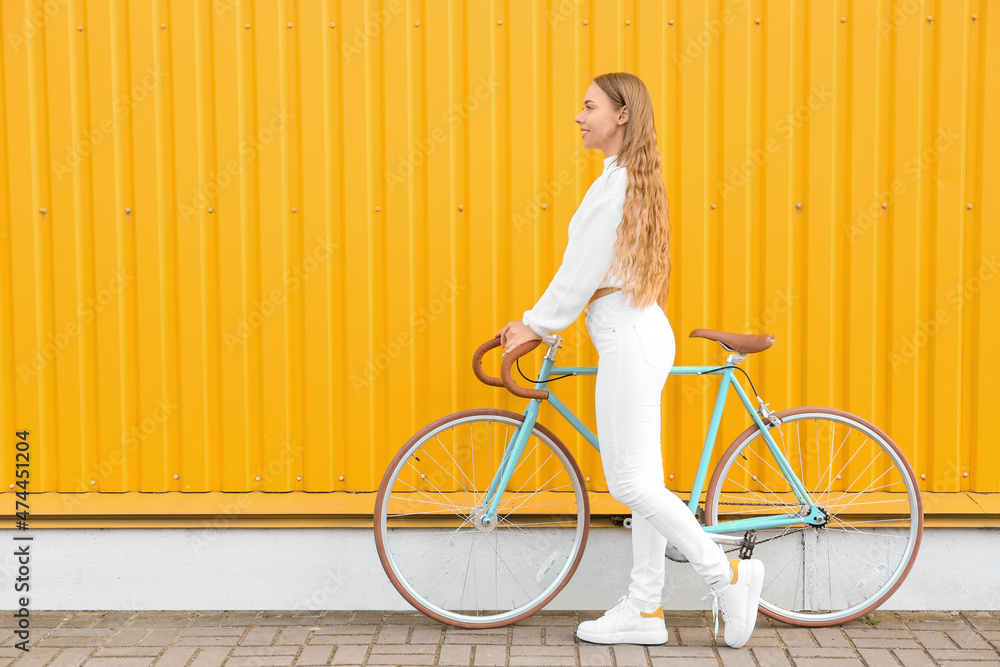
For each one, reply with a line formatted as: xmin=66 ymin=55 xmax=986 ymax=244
xmin=520 ymin=184 xmax=626 ymax=336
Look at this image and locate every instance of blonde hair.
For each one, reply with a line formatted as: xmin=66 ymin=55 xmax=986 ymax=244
xmin=593 ymin=72 xmax=671 ymax=310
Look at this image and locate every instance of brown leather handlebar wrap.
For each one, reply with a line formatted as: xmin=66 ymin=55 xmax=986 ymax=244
xmin=472 ymin=335 xmax=549 ymax=400
xmin=472 ymin=336 xmax=505 ymax=387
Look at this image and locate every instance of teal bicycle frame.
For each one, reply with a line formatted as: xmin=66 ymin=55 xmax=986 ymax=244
xmin=479 ymin=341 xmax=829 ymax=537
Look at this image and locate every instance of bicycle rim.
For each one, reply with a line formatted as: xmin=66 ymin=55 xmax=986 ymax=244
xmin=374 ymin=409 xmax=590 ymax=628
xmin=705 ymin=408 xmax=923 ymax=626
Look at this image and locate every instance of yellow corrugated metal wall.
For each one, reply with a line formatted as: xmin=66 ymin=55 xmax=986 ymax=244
xmin=1 ymin=0 xmax=997 ymax=517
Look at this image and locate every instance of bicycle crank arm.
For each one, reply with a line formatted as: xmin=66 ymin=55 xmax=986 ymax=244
xmin=664 ymin=532 xmax=749 ymax=563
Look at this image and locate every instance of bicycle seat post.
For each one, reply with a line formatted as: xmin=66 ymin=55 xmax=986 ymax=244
xmin=726 ymin=352 xmax=747 ymax=366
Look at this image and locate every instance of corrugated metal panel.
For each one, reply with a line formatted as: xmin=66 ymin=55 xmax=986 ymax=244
xmin=0 ymin=1 xmax=997 ymax=512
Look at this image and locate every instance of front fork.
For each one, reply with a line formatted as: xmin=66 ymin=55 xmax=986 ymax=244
xmin=476 ymin=399 xmax=542 ymax=528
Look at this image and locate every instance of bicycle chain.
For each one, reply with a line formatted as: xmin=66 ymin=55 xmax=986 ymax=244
xmin=717 ymin=501 xmax=806 ymax=508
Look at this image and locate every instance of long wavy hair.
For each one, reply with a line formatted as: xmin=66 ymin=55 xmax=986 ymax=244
xmin=593 ymin=72 xmax=671 ymax=310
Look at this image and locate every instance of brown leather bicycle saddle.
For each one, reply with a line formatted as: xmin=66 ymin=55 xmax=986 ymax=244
xmin=689 ymin=328 xmax=776 ymax=354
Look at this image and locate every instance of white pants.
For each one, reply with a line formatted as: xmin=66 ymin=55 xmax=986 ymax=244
xmin=584 ymin=291 xmax=731 ymax=607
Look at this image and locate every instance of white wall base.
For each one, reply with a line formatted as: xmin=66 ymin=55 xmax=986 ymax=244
xmin=0 ymin=527 xmax=996 ymax=611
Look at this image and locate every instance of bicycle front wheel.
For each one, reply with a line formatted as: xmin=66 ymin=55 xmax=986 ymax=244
xmin=704 ymin=407 xmax=923 ymax=626
xmin=374 ymin=409 xmax=590 ymax=628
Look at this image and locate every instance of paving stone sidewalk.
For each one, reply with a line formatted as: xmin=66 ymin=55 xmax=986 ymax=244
xmin=0 ymin=609 xmax=997 ymax=666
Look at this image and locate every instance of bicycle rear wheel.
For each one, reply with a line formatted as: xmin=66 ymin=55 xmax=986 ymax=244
xmin=374 ymin=409 xmax=590 ymax=628
xmin=704 ymin=407 xmax=923 ymax=626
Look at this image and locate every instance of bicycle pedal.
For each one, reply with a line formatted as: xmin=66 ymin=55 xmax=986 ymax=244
xmin=738 ymin=531 xmax=757 ymax=559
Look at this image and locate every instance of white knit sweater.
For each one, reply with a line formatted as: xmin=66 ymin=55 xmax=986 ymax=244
xmin=521 ymin=153 xmax=628 ymax=336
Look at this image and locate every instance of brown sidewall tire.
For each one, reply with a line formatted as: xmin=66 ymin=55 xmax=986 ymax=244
xmin=703 ymin=407 xmax=923 ymax=627
xmin=373 ymin=408 xmax=591 ymax=628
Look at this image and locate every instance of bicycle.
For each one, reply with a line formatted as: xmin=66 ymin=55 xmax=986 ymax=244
xmin=374 ymin=328 xmax=923 ymax=629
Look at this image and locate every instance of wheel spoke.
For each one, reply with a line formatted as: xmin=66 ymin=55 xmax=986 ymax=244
xmin=705 ymin=410 xmax=922 ymax=625
xmin=375 ymin=413 xmax=588 ymax=626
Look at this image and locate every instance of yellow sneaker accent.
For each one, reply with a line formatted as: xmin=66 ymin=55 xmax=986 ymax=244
xmin=728 ymin=558 xmax=741 ymax=585
xmin=640 ymin=605 xmax=663 ymax=619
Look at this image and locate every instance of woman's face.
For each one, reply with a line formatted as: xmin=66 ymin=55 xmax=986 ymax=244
xmin=575 ymin=83 xmax=627 ymax=157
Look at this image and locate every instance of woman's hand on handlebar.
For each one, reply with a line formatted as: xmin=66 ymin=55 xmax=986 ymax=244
xmin=495 ymin=320 xmax=543 ymax=354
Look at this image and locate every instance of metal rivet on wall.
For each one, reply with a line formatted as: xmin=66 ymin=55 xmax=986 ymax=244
xmin=755 ymin=18 xmax=761 ymax=25
xmin=296 ymin=476 xmax=302 ymax=481
xmin=291 ymin=207 xmax=297 ymax=213
xmin=967 ymin=204 xmax=973 ymax=210
xmin=927 ymin=16 xmax=933 ymax=23
xmin=710 ymin=203 xmax=716 ymax=209
xmin=963 ymin=472 xmax=969 ymax=477
xmin=796 ymin=202 xmax=803 ymax=211
xmin=125 ymin=208 xmax=131 ymax=215
xmin=160 ymin=23 xmax=166 ymax=29
xmin=920 ymin=473 xmax=926 ymax=479
xmin=882 ymin=203 xmax=888 ymax=210
xmin=625 ymin=20 xmax=631 ymax=25
xmin=339 ymin=475 xmax=345 ymax=481
xmin=585 ymin=477 xmax=591 ymax=482
xmin=841 ymin=17 xmax=846 ymax=23
xmin=255 ymin=476 xmax=261 ymax=481
xmin=245 ymin=23 xmax=251 ymax=29
xmin=668 ymin=19 xmax=674 ymax=25
xmin=91 ymin=480 xmax=96 ymax=485
xmin=972 ymin=14 xmax=978 ymax=21
xmin=173 ymin=473 xmax=179 ymax=479
xmin=541 ymin=204 xmax=547 ymax=210
xmin=287 ymin=22 xmax=293 ymax=28
xmin=375 ymin=206 xmax=381 ymax=212
xmin=458 ymin=205 xmax=464 ymax=212
xmin=583 ymin=19 xmax=589 ymax=25
xmin=414 ymin=21 xmax=420 ymax=26
xmin=497 ymin=19 xmax=503 ymax=25
xmin=668 ymin=474 xmax=674 ymax=480
xmin=331 ymin=23 xmax=336 ymax=28
xmin=40 ymin=208 xmax=47 ymax=214
xmin=208 ymin=207 xmax=214 ymax=213
xmin=78 ymin=25 xmax=84 ymax=31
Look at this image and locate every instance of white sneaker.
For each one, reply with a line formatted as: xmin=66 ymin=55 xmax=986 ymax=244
xmin=576 ymin=594 xmax=669 ymax=645
xmin=702 ymin=558 xmax=765 ymax=649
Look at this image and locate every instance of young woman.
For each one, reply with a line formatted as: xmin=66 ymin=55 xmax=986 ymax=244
xmin=496 ymin=72 xmax=764 ymax=649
